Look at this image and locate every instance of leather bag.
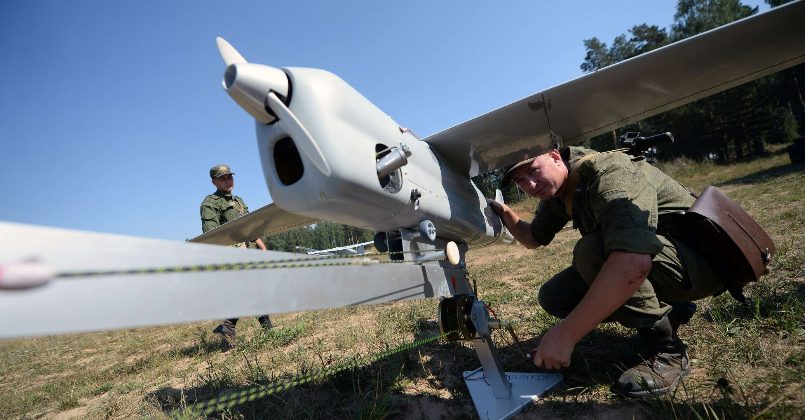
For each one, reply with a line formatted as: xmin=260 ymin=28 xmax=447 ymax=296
xmin=685 ymin=186 xmax=775 ymax=302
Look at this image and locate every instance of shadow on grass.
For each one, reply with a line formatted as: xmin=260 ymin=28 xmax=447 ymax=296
xmin=510 ymin=327 xmax=648 ymax=394
xmin=147 ymin=291 xmax=805 ymax=417
xmin=146 ymin=318 xmax=795 ymax=419
xmin=147 ymin=325 xmax=479 ymax=418
xmin=146 ymin=325 xmax=658 ymax=418
xmin=714 ymin=160 xmax=804 ymax=187
xmin=173 ymin=340 xmax=221 ymax=358
xmin=701 ymin=283 xmax=805 ymax=330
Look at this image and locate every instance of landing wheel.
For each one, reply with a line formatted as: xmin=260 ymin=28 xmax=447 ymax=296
xmin=373 ymin=232 xmax=388 ymax=253
xmin=419 ymin=219 xmax=436 ymax=241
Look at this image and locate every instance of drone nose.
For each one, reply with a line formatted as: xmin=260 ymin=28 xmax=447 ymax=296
xmin=221 ymin=62 xmax=289 ymax=124
xmin=216 ymin=36 xmax=290 ymax=124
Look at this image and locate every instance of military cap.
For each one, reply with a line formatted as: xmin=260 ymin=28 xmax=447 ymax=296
xmin=501 ymin=157 xmax=536 ymax=186
xmin=210 ymin=164 xmax=235 ymax=179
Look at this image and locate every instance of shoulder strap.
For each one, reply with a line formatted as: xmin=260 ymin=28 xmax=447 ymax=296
xmin=562 ymin=148 xmax=630 ymax=218
xmin=563 ymin=153 xmax=597 ymax=219
xmin=232 ymin=197 xmax=246 ymax=216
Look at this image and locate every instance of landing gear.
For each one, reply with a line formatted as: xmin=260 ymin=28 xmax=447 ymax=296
xmin=438 ymin=295 xmax=562 ymax=418
xmin=372 ymin=231 xmax=388 ymax=253
xmin=419 ymin=219 xmax=437 ymax=241
xmin=438 ymin=295 xmax=477 ymax=341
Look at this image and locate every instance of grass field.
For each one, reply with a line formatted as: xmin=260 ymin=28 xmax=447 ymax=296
xmin=1 ymin=148 xmax=802 ymax=419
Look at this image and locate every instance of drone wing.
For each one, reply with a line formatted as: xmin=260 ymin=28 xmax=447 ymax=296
xmin=423 ymin=1 xmax=805 ymax=176
xmin=0 ymin=222 xmax=469 ymax=338
xmin=306 ymin=241 xmax=374 ymax=256
xmin=189 ymin=202 xmax=316 ymax=245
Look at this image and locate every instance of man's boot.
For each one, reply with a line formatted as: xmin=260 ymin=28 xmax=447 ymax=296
xmin=258 ymin=315 xmax=272 ymax=330
xmin=212 ymin=320 xmax=237 ymax=351
xmin=616 ymin=316 xmax=690 ymax=398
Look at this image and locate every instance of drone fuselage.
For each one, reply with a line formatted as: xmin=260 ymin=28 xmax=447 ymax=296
xmin=250 ymin=67 xmax=507 ymax=246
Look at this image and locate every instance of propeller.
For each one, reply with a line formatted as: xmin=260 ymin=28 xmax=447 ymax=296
xmin=266 ymin=92 xmax=332 ymax=177
xmin=215 ymin=37 xmax=330 ymax=177
xmin=216 ymin=37 xmax=247 ymax=65
xmin=215 ymin=37 xmax=288 ymax=123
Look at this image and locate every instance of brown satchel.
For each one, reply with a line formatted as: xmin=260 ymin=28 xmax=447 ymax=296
xmin=684 ymin=186 xmax=775 ymax=302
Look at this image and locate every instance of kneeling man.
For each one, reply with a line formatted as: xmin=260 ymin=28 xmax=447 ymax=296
xmin=489 ymin=146 xmax=725 ymax=398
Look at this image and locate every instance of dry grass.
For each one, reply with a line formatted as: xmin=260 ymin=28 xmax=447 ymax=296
xmin=1 ymin=148 xmax=802 ymax=419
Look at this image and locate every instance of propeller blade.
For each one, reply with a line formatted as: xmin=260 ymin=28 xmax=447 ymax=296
xmin=266 ymin=92 xmax=332 ymax=177
xmin=216 ymin=36 xmax=247 ymax=66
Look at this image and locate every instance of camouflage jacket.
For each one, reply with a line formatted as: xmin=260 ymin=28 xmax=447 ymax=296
xmin=200 ymin=191 xmax=255 ymax=248
xmin=530 ymin=146 xmax=695 ymax=257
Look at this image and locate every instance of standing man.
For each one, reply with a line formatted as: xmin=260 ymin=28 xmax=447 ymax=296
xmin=201 ymin=164 xmax=272 ymax=351
xmin=488 ymin=146 xmax=726 ymax=398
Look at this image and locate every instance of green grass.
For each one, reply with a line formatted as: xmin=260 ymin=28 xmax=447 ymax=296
xmin=0 ymin=147 xmax=802 ymax=419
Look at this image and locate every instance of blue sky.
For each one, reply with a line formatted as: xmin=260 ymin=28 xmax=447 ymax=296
xmin=0 ymin=1 xmax=768 ymax=240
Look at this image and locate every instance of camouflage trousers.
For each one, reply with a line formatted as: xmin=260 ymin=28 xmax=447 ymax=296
xmin=537 ymin=231 xmax=726 ymax=329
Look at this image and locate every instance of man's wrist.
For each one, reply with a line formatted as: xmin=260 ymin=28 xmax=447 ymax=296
xmin=555 ymin=318 xmax=585 ymax=346
xmin=507 ymin=213 xmax=521 ymax=228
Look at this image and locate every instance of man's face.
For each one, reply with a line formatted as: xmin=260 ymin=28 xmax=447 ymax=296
xmin=511 ymin=151 xmax=567 ymax=200
xmin=212 ymin=174 xmax=235 ymax=193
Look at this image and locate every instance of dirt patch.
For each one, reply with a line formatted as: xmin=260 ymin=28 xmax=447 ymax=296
xmin=49 ymin=393 xmax=107 ymax=420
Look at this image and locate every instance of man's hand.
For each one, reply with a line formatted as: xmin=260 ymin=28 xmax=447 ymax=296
xmin=486 ymin=199 xmax=541 ymax=249
xmin=531 ymin=252 xmax=653 ymax=370
xmin=530 ymin=323 xmax=575 ymax=370
xmin=486 ymin=198 xmax=507 ymax=216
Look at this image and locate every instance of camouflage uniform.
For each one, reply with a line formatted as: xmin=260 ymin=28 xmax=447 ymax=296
xmin=533 ymin=146 xmax=725 ymax=329
xmin=200 ymin=191 xmax=255 ymax=249
xmin=202 ymin=164 xmax=271 ymax=350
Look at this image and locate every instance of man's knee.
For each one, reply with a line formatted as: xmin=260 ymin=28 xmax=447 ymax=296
xmin=572 ymin=232 xmax=607 ymax=283
xmin=537 ymin=267 xmax=588 ymax=319
xmin=538 ymin=280 xmax=567 ymax=318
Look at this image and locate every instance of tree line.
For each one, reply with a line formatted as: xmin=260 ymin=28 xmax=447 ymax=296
xmin=262 ymin=220 xmax=373 ymax=253
xmin=580 ymin=0 xmax=803 ymax=162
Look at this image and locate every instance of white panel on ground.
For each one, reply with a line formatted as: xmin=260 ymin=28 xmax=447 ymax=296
xmin=463 ymin=368 xmax=562 ymax=420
